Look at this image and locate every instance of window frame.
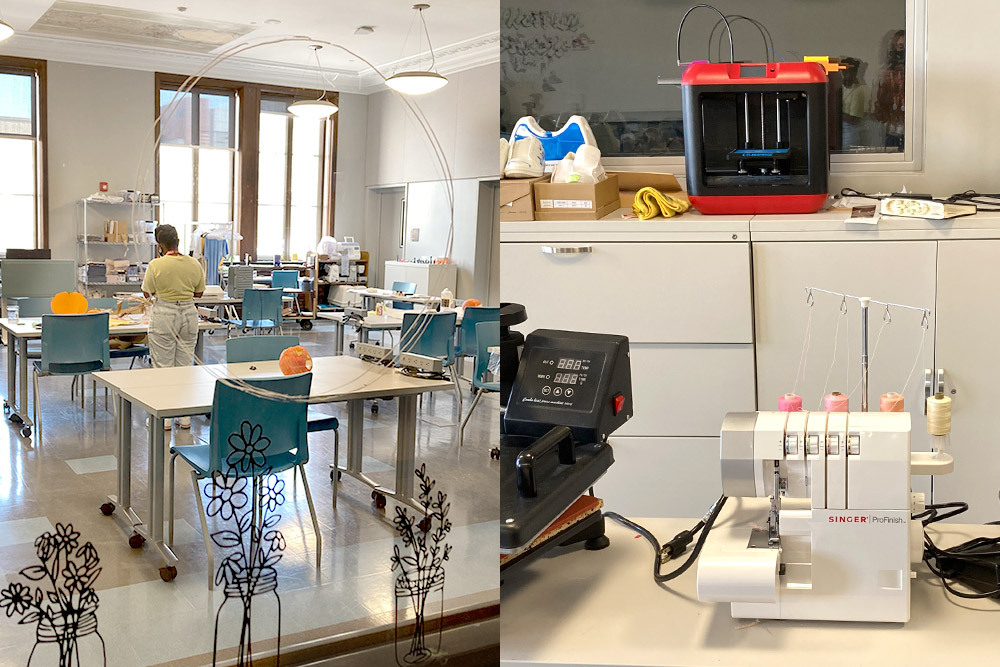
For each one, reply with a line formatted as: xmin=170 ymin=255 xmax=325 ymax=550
xmin=0 ymin=55 xmax=47 ymax=251
xmin=154 ymin=73 xmax=339 ymax=261
xmin=586 ymin=0 xmax=927 ymax=175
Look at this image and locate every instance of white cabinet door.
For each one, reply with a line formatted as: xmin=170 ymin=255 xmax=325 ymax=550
xmin=753 ymin=242 xmax=937 ymax=465
xmin=617 ymin=344 xmax=756 ymax=437
xmin=500 ymin=242 xmax=753 ymax=343
xmin=934 ymin=240 xmax=1000 ymax=522
xmin=598 ymin=436 xmax=723 ymax=518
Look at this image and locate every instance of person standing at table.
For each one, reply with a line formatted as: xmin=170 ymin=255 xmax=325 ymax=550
xmin=141 ymin=224 xmax=205 ymax=429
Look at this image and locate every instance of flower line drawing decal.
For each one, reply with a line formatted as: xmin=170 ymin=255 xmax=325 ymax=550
xmin=226 ymin=420 xmax=270 ymax=473
xmin=391 ymin=464 xmax=452 ymax=665
xmin=0 ymin=523 xmax=106 ymax=666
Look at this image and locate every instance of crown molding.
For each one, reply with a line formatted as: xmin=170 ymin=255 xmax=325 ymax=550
xmin=358 ymin=31 xmax=499 ymax=94
xmin=0 ymin=29 xmax=500 ymax=96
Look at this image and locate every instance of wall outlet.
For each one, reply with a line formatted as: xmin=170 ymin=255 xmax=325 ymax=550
xmin=410 ymin=227 xmax=420 ymax=242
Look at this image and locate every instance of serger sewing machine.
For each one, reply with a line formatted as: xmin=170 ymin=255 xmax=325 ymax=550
xmin=697 ymin=410 xmax=954 ymax=622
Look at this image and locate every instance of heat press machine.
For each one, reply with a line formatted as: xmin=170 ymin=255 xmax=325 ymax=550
xmin=681 ymin=61 xmax=830 ymax=214
xmin=508 ymin=115 xmax=598 ymax=167
xmin=696 ymin=410 xmax=954 ymax=622
xmin=500 ymin=329 xmax=632 ymax=575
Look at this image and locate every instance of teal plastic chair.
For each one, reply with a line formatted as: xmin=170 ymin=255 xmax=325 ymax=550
xmin=400 ymin=311 xmax=462 ymax=419
xmin=31 ymin=313 xmax=111 ymax=439
xmin=391 ymin=280 xmax=417 ymax=311
xmin=225 ymin=335 xmax=341 ymax=499
xmin=231 ymin=288 xmax=283 ymax=334
xmin=460 ymin=321 xmax=500 ymax=447
xmin=455 ymin=306 xmax=500 ymax=359
xmin=271 ymin=270 xmax=299 ymax=290
xmin=168 ymin=373 xmax=322 ymax=588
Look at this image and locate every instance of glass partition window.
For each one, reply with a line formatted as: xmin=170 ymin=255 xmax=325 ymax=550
xmin=157 ymin=87 xmax=236 ymax=253
xmin=500 ymin=0 xmax=908 ymax=158
xmin=0 ymin=71 xmax=39 ymax=252
xmin=256 ymin=97 xmax=328 ymax=259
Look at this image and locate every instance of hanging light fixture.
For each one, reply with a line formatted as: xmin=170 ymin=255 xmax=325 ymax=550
xmin=0 ymin=4 xmax=13 ymax=42
xmin=289 ymin=45 xmax=339 ymax=119
xmin=385 ymin=4 xmax=448 ymax=95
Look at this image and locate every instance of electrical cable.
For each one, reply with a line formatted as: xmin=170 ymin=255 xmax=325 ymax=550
xmin=677 ymin=4 xmax=734 ymax=67
xmin=945 ymin=191 xmax=1000 ymax=211
xmin=918 ymin=501 xmax=1000 ymax=599
xmin=605 ymin=495 xmax=727 ymax=584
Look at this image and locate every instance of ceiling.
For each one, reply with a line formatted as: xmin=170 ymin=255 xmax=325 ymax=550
xmin=0 ymin=0 xmax=499 ymax=93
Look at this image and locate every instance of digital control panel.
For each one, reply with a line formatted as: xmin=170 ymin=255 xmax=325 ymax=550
xmin=522 ymin=347 xmax=604 ymax=411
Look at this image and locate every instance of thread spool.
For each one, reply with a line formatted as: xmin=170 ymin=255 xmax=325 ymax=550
xmin=824 ymin=392 xmax=849 ymax=412
xmin=927 ymin=392 xmax=951 ymax=436
xmin=880 ymin=392 xmax=904 ymax=412
xmin=778 ymin=393 xmax=802 ymax=412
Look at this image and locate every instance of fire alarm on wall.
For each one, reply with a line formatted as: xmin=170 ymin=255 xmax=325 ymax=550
xmin=99 ymin=182 xmax=109 ymax=192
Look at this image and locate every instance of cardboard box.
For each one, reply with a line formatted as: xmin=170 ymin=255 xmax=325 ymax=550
xmin=609 ymin=171 xmax=687 ymax=210
xmin=533 ymin=174 xmax=620 ymax=221
xmin=499 ymin=176 xmax=547 ymax=221
xmin=104 ymin=219 xmax=129 ymax=243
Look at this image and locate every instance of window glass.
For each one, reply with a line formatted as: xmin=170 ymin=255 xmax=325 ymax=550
xmin=199 ymin=93 xmax=232 ymax=148
xmin=0 ymin=69 xmax=38 ymax=251
xmin=500 ymin=1 xmax=907 ymax=156
xmin=159 ymin=89 xmax=192 ymax=145
xmin=0 ymin=73 xmax=32 ymax=135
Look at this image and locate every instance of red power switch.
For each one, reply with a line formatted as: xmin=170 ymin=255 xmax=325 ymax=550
xmin=612 ymin=393 xmax=625 ymax=415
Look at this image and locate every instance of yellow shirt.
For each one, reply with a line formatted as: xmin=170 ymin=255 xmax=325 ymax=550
xmin=141 ymin=254 xmax=206 ymax=302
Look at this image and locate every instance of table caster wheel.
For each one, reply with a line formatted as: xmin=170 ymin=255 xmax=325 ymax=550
xmin=372 ymin=490 xmax=387 ymax=510
xmin=371 ymin=402 xmax=379 ymax=414
xmin=9 ymin=413 xmax=22 ymax=425
xmin=490 ymin=448 xmax=500 ymax=460
xmin=299 ymin=319 xmax=313 ymax=331
xmin=99 ymin=502 xmax=115 ymax=516
xmin=128 ymin=532 xmax=145 ymax=549
xmin=159 ymin=566 xmax=177 ymax=582
xmin=20 ymin=426 xmax=31 ymax=438
xmin=330 ymin=469 xmax=342 ymax=481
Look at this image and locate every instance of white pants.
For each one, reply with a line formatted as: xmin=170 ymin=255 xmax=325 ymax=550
xmin=148 ymin=300 xmax=198 ymax=368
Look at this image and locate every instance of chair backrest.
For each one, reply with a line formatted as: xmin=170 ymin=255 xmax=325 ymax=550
xmin=226 ymin=335 xmax=300 ymax=363
xmin=10 ymin=296 xmax=54 ymax=317
xmin=209 ymin=373 xmax=312 ymax=477
xmin=40 ymin=313 xmax=110 ymax=374
xmin=457 ymin=306 xmax=499 ymax=356
xmin=271 ymin=270 xmax=300 ymax=290
xmin=400 ymin=311 xmax=457 ymax=363
xmin=242 ymin=288 xmax=284 ymax=325
xmin=473 ymin=321 xmax=500 ymax=387
xmin=391 ymin=281 xmax=418 ymax=310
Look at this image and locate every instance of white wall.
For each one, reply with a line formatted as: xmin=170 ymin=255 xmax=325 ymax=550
xmin=46 ymin=62 xmax=154 ymax=261
xmin=332 ymin=92 xmax=368 ymax=244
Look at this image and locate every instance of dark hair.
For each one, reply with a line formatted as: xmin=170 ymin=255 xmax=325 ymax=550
xmin=155 ymin=224 xmax=180 ymax=250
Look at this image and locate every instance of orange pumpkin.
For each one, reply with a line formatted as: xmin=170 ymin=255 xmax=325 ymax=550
xmin=279 ymin=345 xmax=313 ymax=375
xmin=51 ymin=291 xmax=89 ymax=314
xmin=462 ymin=298 xmax=482 ymax=308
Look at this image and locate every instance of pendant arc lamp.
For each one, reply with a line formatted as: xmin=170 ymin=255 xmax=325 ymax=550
xmin=288 ymin=44 xmax=339 ymax=119
xmin=385 ymin=4 xmax=448 ymax=95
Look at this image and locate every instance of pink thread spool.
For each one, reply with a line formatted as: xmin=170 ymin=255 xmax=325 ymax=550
xmin=778 ymin=393 xmax=802 ymax=412
xmin=880 ymin=392 xmax=904 ymax=412
xmin=824 ymin=392 xmax=849 ymax=412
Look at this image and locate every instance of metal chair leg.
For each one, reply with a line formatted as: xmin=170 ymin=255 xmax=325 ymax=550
xmin=191 ymin=470 xmax=214 ymax=590
xmin=460 ymin=388 xmax=485 ymax=448
xmin=32 ymin=369 xmax=40 ymax=440
xmin=298 ymin=464 xmax=322 ymax=569
xmin=92 ymin=378 xmax=96 ymax=418
xmin=332 ymin=428 xmax=340 ymax=508
xmin=80 ymin=375 xmax=84 ymax=411
xmin=450 ymin=365 xmax=463 ymax=422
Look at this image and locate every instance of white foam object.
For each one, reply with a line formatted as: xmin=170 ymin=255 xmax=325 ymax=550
xmin=571 ymin=145 xmax=606 ymax=184
xmin=697 ymin=410 xmax=953 ymax=623
xmin=549 ymin=152 xmax=576 ymax=183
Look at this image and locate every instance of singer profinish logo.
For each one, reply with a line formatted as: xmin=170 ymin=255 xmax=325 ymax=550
xmin=828 ymin=515 xmax=906 ymax=524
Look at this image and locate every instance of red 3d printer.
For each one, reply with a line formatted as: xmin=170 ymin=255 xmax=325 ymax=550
xmin=681 ymin=61 xmax=830 ymax=214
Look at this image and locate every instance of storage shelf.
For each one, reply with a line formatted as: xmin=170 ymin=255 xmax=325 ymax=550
xmin=78 ymin=240 xmax=155 ymax=246
xmin=80 ymin=281 xmax=142 ymax=287
xmin=80 ymin=199 xmax=160 ymax=206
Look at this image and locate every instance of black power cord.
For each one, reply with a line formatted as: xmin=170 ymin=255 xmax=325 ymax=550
xmin=918 ymin=501 xmax=1000 ymax=599
xmin=606 ymin=495 xmax=727 ymax=584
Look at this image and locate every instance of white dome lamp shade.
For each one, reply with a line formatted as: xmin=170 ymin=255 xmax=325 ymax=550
xmin=0 ymin=20 xmax=13 ymax=42
xmin=385 ymin=4 xmax=448 ymax=96
xmin=289 ymin=45 xmax=339 ymax=120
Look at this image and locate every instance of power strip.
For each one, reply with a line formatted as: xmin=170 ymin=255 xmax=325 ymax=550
xmin=356 ymin=342 xmax=393 ymax=363
xmin=399 ymin=352 xmax=444 ymax=374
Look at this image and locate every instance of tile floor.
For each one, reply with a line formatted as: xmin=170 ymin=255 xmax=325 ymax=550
xmin=0 ymin=322 xmax=500 ymax=665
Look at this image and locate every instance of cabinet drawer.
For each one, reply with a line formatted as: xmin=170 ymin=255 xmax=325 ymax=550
xmin=617 ymin=344 xmax=756 ymax=437
xmin=597 ymin=436 xmax=723 ymax=518
xmin=500 ymin=242 xmax=752 ymax=343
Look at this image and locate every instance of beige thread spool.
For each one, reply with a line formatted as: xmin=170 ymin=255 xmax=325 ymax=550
xmin=926 ymin=393 xmax=951 ymax=436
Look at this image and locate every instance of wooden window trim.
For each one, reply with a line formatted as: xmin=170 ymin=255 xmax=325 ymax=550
xmin=0 ymin=56 xmax=47 ymax=249
xmin=154 ymin=73 xmax=339 ymax=260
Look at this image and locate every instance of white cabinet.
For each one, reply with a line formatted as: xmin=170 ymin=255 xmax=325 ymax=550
xmin=383 ymin=261 xmax=457 ymax=297
xmin=934 ymin=240 xmax=1000 ymax=522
